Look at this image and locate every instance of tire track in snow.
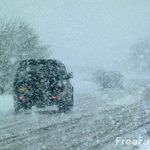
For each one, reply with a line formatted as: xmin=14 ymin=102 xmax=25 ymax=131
xmin=0 ymin=84 xmax=147 ymax=150
xmin=0 ymin=95 xmax=149 ymax=150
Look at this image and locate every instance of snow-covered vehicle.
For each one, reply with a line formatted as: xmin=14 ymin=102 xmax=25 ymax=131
xmin=13 ymin=59 xmax=73 ymax=113
xmin=99 ymin=71 xmax=123 ymax=89
xmin=92 ymin=69 xmax=105 ymax=82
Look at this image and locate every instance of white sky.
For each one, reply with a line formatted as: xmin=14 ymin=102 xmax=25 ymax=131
xmin=1 ymin=0 xmax=150 ymax=69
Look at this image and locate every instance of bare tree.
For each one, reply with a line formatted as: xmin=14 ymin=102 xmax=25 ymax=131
xmin=0 ymin=18 xmax=49 ymax=93
xmin=130 ymin=37 xmax=150 ymax=73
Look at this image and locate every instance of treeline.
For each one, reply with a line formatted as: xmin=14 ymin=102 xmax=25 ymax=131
xmin=0 ymin=18 xmax=49 ymax=93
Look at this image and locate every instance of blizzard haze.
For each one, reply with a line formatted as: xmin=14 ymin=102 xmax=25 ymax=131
xmin=2 ymin=1 xmax=150 ymax=150
xmin=1 ymin=0 xmax=150 ymax=70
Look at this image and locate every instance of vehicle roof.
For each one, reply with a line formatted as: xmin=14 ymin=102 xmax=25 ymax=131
xmin=19 ymin=59 xmax=63 ymax=65
xmin=18 ymin=59 xmax=65 ymax=68
xmin=17 ymin=59 xmax=67 ymax=74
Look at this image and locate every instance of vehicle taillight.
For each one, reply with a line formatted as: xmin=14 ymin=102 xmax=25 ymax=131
xmin=19 ymin=96 xmax=24 ymax=100
xmin=51 ymin=96 xmax=56 ymax=100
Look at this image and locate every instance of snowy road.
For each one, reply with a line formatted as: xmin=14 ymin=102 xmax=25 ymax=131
xmin=0 ymin=80 xmax=150 ymax=150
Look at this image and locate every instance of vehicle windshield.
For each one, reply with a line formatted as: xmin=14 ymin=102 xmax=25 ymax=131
xmin=16 ymin=62 xmax=47 ymax=76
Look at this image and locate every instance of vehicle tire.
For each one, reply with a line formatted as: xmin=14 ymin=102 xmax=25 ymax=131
xmin=14 ymin=102 xmax=32 ymax=113
xmin=13 ymin=95 xmax=32 ymax=113
xmin=58 ymin=90 xmax=73 ymax=113
xmin=13 ymin=95 xmax=22 ymax=113
xmin=14 ymin=101 xmax=22 ymax=113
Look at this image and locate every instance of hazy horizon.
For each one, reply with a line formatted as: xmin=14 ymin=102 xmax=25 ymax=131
xmin=1 ymin=0 xmax=150 ymax=70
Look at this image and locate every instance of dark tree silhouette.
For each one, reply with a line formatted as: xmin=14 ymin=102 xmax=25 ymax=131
xmin=130 ymin=37 xmax=150 ymax=73
xmin=0 ymin=18 xmax=49 ymax=93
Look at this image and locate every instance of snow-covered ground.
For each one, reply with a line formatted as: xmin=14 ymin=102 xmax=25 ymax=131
xmin=140 ymin=145 xmax=150 ymax=150
xmin=1 ymin=70 xmax=150 ymax=150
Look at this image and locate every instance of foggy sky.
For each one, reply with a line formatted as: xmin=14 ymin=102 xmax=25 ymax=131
xmin=1 ymin=0 xmax=150 ymax=69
